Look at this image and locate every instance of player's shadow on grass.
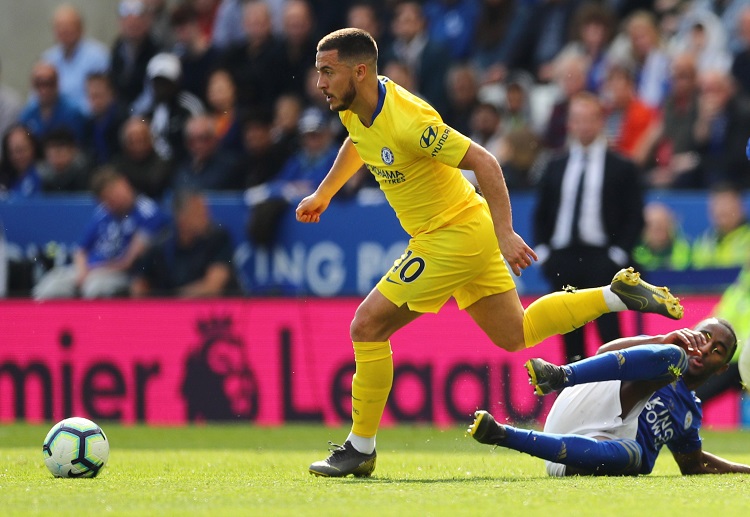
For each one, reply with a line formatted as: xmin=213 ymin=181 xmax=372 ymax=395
xmin=332 ymin=476 xmax=546 ymax=484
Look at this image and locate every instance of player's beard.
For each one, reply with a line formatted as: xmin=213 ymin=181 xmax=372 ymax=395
xmin=331 ymin=78 xmax=357 ymax=111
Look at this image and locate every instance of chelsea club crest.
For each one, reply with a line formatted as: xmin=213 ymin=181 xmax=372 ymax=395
xmin=381 ymin=147 xmax=394 ymax=165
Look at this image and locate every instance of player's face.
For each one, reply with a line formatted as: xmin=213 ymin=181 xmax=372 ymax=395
xmin=686 ymin=319 xmax=734 ymax=380
xmin=315 ymin=50 xmax=357 ymax=112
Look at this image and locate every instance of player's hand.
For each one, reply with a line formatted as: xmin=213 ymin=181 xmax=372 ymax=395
xmin=662 ymin=328 xmax=706 ymax=357
xmin=497 ymin=232 xmax=538 ymax=276
xmin=296 ymin=192 xmax=330 ymax=223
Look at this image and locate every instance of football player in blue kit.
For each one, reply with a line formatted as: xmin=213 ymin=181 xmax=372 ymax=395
xmin=470 ymin=318 xmax=750 ymax=476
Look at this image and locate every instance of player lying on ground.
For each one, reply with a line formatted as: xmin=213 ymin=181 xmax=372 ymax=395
xmin=470 ymin=318 xmax=750 ymax=476
xmin=299 ymin=28 xmax=684 ymax=478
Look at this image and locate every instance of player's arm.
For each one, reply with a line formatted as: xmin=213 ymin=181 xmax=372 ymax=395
xmin=296 ymin=136 xmax=364 ymax=223
xmin=596 ymin=328 xmax=706 ymax=357
xmin=672 ymin=448 xmax=750 ymax=474
xmin=458 ymin=141 xmax=537 ymax=276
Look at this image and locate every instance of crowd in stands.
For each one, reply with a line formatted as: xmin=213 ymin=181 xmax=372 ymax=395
xmin=2 ymin=0 xmax=750 ymax=300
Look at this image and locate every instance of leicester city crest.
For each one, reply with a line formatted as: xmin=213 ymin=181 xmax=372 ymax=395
xmin=381 ymin=147 xmax=394 ymax=165
xmin=683 ymin=411 xmax=693 ymax=430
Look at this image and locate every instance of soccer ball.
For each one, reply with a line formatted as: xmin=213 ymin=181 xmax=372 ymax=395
xmin=740 ymin=343 xmax=750 ymax=392
xmin=42 ymin=417 xmax=109 ymax=478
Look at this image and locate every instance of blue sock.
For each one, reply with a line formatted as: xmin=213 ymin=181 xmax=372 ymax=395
xmin=562 ymin=344 xmax=688 ymax=387
xmin=502 ymin=426 xmax=642 ymax=475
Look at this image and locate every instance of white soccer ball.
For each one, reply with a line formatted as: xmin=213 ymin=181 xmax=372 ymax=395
xmin=42 ymin=417 xmax=109 ymax=478
xmin=740 ymin=344 xmax=750 ymax=392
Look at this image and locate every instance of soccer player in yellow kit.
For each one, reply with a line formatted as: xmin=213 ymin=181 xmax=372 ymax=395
xmin=297 ymin=28 xmax=684 ymax=477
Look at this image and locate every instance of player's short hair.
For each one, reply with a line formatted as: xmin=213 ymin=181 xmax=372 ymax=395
xmin=317 ymin=28 xmax=378 ymax=67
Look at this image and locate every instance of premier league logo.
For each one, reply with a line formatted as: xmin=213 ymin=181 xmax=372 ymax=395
xmin=381 ymin=147 xmax=395 ymax=165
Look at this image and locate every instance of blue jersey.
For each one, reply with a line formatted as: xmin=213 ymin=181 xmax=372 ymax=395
xmin=79 ymin=195 xmax=168 ymax=266
xmin=636 ymin=378 xmax=703 ymax=474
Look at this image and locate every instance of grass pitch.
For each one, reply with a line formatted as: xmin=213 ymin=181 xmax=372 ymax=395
xmin=2 ymin=423 xmax=750 ymax=516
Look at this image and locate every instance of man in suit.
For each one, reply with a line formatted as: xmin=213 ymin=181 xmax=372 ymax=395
xmin=533 ymin=91 xmax=644 ymax=362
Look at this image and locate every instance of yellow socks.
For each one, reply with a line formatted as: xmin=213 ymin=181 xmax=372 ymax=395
xmin=522 ymin=288 xmax=609 ymax=347
xmin=351 ymin=341 xmax=393 ymax=439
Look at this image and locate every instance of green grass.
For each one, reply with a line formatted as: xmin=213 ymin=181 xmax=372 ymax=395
xmin=2 ymin=423 xmax=750 ymax=516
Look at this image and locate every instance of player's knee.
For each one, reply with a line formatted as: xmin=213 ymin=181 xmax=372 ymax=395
xmin=349 ymin=313 xmax=378 ymax=342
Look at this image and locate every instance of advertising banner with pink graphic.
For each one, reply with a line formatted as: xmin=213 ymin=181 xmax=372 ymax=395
xmin=0 ymin=296 xmax=737 ymax=427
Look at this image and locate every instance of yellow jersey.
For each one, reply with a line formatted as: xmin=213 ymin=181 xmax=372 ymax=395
xmin=340 ymin=77 xmax=483 ymax=237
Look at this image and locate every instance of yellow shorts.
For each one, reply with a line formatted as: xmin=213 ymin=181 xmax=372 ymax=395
xmin=376 ymin=205 xmax=516 ymax=313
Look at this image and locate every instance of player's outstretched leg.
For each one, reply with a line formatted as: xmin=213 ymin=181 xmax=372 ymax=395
xmin=468 ymin=410 xmax=642 ymax=475
xmin=522 ymin=267 xmax=683 ymax=349
xmin=525 ymin=344 xmax=688 ymax=396
xmin=610 ymin=267 xmax=683 ymax=320
xmin=309 ymin=441 xmax=377 ymax=477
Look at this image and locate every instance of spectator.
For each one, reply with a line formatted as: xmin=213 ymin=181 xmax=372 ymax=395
xmin=346 ymin=1 xmax=384 ymax=47
xmin=144 ymin=0 xmax=173 ymax=47
xmin=501 ymin=73 xmax=535 ymax=134
xmin=33 ymin=167 xmax=169 ymax=299
xmin=192 ymin=0 xmax=221 ymax=42
xmin=689 ymin=69 xmax=750 ymax=189
xmin=205 ymin=68 xmax=243 ymax=155
xmin=472 ymin=0 xmax=531 ymax=85
xmin=543 ymin=52 xmax=590 ymax=151
xmin=534 ymin=92 xmax=644 ymax=362
xmin=381 ymin=61 xmax=422 ymax=98
xmin=422 ymin=0 xmax=481 ymax=61
xmin=245 ymin=107 xmax=338 ymax=247
xmin=601 ymin=63 xmax=659 ymax=164
xmin=18 ymin=62 xmax=85 ymax=143
xmin=632 ymin=202 xmax=691 ymax=271
xmin=691 ymin=183 xmax=750 ymax=269
xmin=211 ymin=0 xmax=247 ymax=50
xmin=131 ymin=189 xmax=237 ymax=297
xmin=513 ymin=0 xmax=584 ymax=83
xmin=669 ymin=10 xmax=732 ymax=74
xmin=170 ymin=3 xmax=221 ymax=105
xmin=38 ymin=128 xmax=91 ymax=193
xmin=642 ymin=53 xmax=700 ymax=189
xmin=109 ymin=0 xmax=160 ymax=109
xmin=443 ymin=63 xmax=480 ymax=135
xmin=83 ymin=73 xmax=128 ymax=166
xmin=279 ymin=0 xmax=319 ymax=99
xmin=559 ymin=2 xmax=617 ymax=94
xmin=463 ymin=102 xmax=504 ymax=188
xmin=609 ymin=10 xmax=671 ymax=109
xmin=271 ymin=93 xmax=303 ymax=155
xmin=0 ymin=125 xmax=43 ymax=199
xmin=234 ymin=108 xmax=287 ymax=189
xmin=731 ymin=7 xmax=750 ymax=94
xmin=0 ymin=59 xmax=22 ymax=159
xmin=111 ymin=117 xmax=173 ymax=200
xmin=220 ymin=0 xmax=286 ymax=110
xmin=172 ymin=114 xmax=238 ymax=191
xmin=41 ymin=4 xmax=110 ymax=115
xmin=683 ymin=0 xmax=750 ymax=55
xmin=144 ymin=52 xmax=205 ymax=163
xmin=380 ymin=1 xmax=451 ymax=114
